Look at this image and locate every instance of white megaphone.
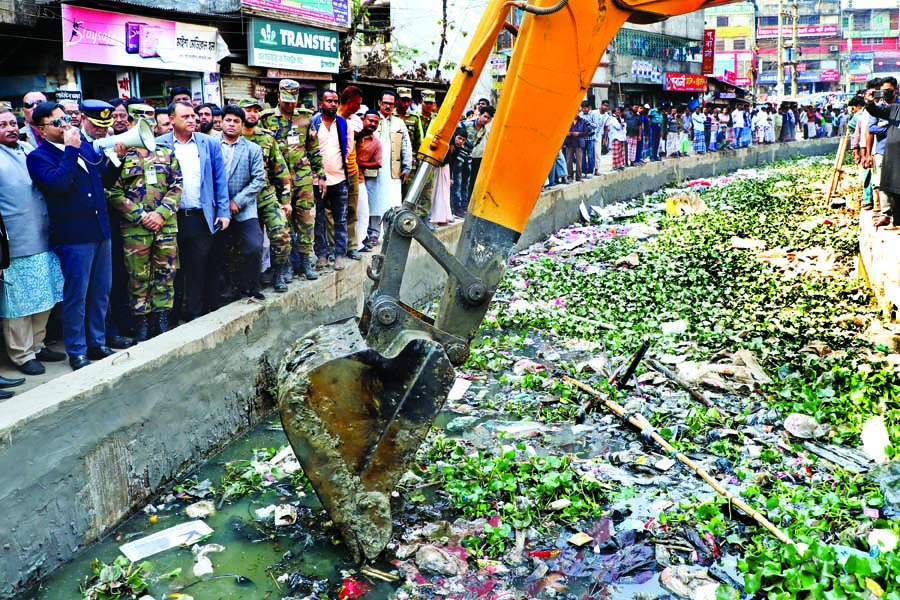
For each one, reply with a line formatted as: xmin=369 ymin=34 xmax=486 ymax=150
xmin=92 ymin=119 xmax=157 ymax=167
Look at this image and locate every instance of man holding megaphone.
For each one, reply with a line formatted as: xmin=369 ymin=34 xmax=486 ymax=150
xmin=25 ymin=101 xmax=127 ymax=371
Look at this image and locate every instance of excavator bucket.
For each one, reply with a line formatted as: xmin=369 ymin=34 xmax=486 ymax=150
xmin=277 ymin=319 xmax=455 ymax=562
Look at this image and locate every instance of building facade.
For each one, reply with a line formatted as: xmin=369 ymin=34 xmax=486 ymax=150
xmin=593 ymin=13 xmax=707 ymax=108
xmin=0 ymin=0 xmax=347 ymax=110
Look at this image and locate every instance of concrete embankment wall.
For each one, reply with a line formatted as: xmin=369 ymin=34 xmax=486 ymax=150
xmin=0 ymin=137 xmax=838 ymax=598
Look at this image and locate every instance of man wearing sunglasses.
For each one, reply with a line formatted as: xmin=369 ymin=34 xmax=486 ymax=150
xmin=19 ymin=91 xmax=47 ymax=147
xmin=25 ymin=102 xmax=127 ymax=371
xmin=62 ymin=102 xmax=82 ymax=129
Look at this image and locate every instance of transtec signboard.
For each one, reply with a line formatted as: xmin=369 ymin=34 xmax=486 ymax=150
xmin=248 ymin=17 xmax=340 ymax=73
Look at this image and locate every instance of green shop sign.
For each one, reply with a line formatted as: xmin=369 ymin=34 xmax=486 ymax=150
xmin=249 ymin=17 xmax=339 ymax=73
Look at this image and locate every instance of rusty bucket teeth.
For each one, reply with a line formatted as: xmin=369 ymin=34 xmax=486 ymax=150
xmin=277 ymin=319 xmax=455 ymax=561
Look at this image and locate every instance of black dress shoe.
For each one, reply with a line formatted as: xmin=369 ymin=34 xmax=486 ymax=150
xmin=346 ymin=250 xmax=362 ymax=260
xmin=0 ymin=389 xmax=14 ymax=400
xmin=69 ymin=355 xmax=91 ymax=370
xmin=17 ymin=359 xmax=45 ymax=376
xmin=86 ymin=346 xmax=116 ymax=360
xmin=0 ymin=374 xmax=25 ymax=388
xmin=244 ymin=289 xmax=266 ymax=301
xmin=107 ymin=335 xmax=134 ymax=349
xmin=35 ymin=348 xmax=66 ymax=362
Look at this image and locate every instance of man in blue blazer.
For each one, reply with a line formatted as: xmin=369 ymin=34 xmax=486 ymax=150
xmin=155 ymin=101 xmax=230 ymax=322
xmin=25 ymin=101 xmax=126 ymax=370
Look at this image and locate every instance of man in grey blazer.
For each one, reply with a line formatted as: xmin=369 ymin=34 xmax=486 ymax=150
xmin=155 ymin=101 xmax=230 ymax=322
xmin=210 ymin=105 xmax=266 ymax=301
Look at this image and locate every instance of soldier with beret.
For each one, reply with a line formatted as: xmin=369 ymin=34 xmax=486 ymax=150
xmin=261 ymin=79 xmax=325 ymax=281
xmin=106 ymin=118 xmax=183 ymax=341
xmin=238 ymin=98 xmax=293 ymax=292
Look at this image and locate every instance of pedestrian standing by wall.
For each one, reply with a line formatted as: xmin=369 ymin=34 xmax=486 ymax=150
xmin=356 ymin=110 xmax=383 ymax=246
xmin=564 ymin=110 xmax=593 ymax=182
xmin=607 ymin=107 xmax=627 ymax=171
xmin=366 ymin=90 xmax=411 ymax=246
xmin=690 ymin=106 xmax=706 ymax=154
xmin=579 ymin=101 xmax=599 ymax=176
xmin=592 ymin=100 xmax=610 ymax=175
xmin=239 ymin=98 xmax=293 ymax=292
xmin=312 ymin=90 xmax=352 ymax=271
xmin=624 ymin=104 xmax=641 ymax=166
xmin=213 ymin=105 xmax=266 ymax=300
xmin=26 ymin=102 xmax=126 ymax=370
xmin=155 ymin=101 xmax=231 ymax=322
xmin=107 ymin=126 xmax=183 ymax=341
xmin=0 ymin=108 xmax=65 ymax=376
xmin=261 ymin=79 xmax=324 ymax=281
xmin=866 ymin=84 xmax=900 ymax=230
xmin=464 ymin=105 xmax=494 ymax=201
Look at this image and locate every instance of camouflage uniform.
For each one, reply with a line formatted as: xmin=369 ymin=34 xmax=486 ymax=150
xmin=242 ymin=127 xmax=292 ymax=265
xmin=261 ymin=108 xmax=324 ymax=253
xmin=398 ymin=108 xmax=434 ymax=217
xmin=106 ymin=148 xmax=183 ymax=315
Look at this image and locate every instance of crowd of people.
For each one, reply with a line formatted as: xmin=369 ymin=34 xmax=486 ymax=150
xmin=549 ymin=99 xmax=850 ymax=185
xmin=0 ymin=78 xmax=859 ymax=379
xmin=0 ymin=82 xmax=500 ymax=377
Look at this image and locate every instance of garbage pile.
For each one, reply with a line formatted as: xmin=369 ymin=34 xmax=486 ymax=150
xmin=46 ymin=155 xmax=900 ymax=600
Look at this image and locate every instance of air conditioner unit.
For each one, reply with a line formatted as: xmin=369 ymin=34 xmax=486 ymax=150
xmin=829 ymin=45 xmax=839 ymax=51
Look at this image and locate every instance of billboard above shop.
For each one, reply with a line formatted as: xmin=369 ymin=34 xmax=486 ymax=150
xmin=757 ymin=25 xmax=838 ymax=38
xmin=248 ymin=17 xmax=340 ymax=73
xmin=242 ymin=0 xmax=349 ymax=29
xmin=663 ymin=73 xmax=708 ymax=92
xmin=61 ymin=5 xmax=228 ymax=73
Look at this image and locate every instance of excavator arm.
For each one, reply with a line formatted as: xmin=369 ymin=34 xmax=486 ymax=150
xmin=278 ymin=0 xmax=739 ymax=562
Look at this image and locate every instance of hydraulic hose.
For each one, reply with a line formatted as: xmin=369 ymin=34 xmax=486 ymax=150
xmin=507 ymin=0 xmax=568 ymax=15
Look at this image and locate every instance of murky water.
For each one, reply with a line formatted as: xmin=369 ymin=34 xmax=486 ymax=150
xmin=29 ymin=417 xmax=403 ymax=600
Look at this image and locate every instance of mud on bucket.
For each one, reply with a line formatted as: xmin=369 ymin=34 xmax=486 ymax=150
xmin=277 ymin=318 xmax=455 ymax=561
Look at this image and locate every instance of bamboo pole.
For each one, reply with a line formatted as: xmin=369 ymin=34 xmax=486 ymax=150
xmin=825 ymin=127 xmax=851 ymax=208
xmin=562 ymin=375 xmax=794 ymax=545
xmin=647 ymin=358 xmax=717 ymax=409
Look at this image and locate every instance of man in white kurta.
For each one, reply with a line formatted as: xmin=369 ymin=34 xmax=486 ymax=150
xmin=365 ymin=90 xmax=412 ymax=244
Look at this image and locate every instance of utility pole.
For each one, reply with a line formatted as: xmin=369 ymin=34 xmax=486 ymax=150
xmin=845 ymin=11 xmax=852 ymax=93
xmin=777 ymin=0 xmax=784 ymax=97
xmin=791 ymin=0 xmax=799 ymax=96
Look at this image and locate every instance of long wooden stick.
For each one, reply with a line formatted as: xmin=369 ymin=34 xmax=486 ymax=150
xmin=647 ymin=359 xmax=717 ymax=409
xmin=562 ymin=375 xmax=794 ymax=545
xmin=825 ymin=128 xmax=851 ymax=208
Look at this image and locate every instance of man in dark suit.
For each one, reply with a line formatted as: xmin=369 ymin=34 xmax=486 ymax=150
xmin=155 ymin=101 xmax=230 ymax=322
xmin=210 ymin=105 xmax=266 ymax=302
xmin=25 ymin=102 xmax=125 ymax=370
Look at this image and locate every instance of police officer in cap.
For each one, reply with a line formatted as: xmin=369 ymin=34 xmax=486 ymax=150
xmin=81 ymin=99 xmax=115 ymax=141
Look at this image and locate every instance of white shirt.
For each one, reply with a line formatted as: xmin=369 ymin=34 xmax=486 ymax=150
xmin=606 ymin=115 xmax=626 ymax=143
xmin=173 ymin=134 xmax=201 ymax=209
xmin=732 ymin=109 xmax=746 ymax=129
xmin=49 ymin=141 xmax=87 ymax=172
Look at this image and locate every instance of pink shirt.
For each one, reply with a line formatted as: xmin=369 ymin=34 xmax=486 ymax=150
xmin=316 ymin=120 xmax=347 ymax=186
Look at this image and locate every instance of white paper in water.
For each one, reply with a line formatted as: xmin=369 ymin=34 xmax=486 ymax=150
xmin=119 ymin=520 xmax=213 ymax=562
